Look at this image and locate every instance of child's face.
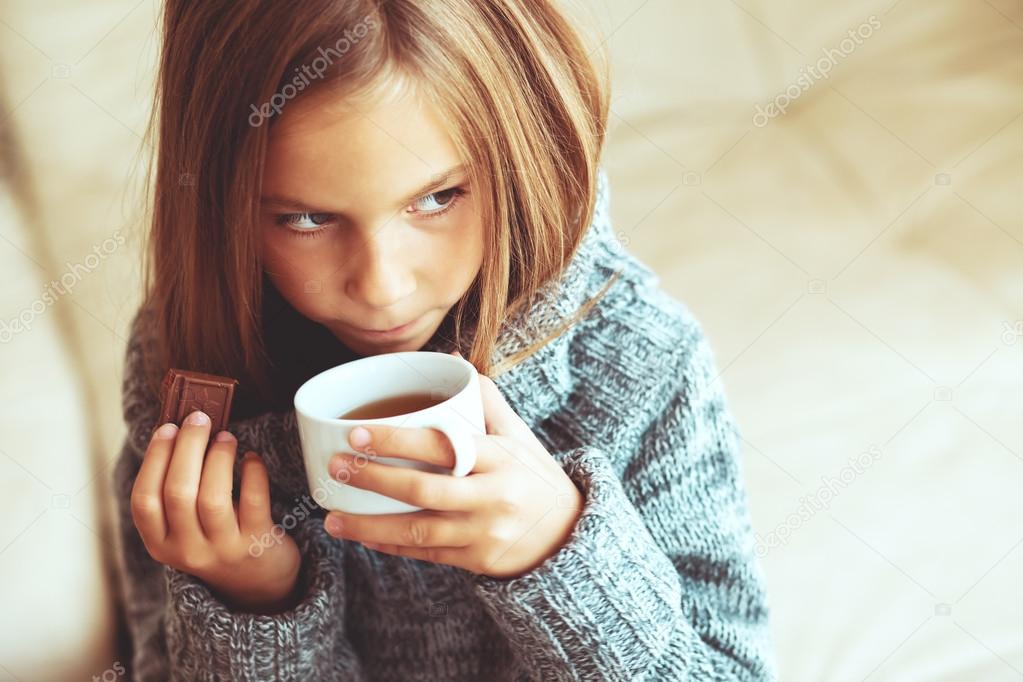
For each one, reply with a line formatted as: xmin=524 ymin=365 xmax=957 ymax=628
xmin=260 ymin=80 xmax=484 ymax=357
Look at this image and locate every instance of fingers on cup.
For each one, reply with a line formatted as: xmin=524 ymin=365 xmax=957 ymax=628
xmin=197 ymin=431 xmax=240 ymax=542
xmin=357 ymin=425 xmax=456 ymax=469
xmin=342 ymin=460 xmax=479 ymax=512
xmin=333 ymin=510 xmax=471 ymax=548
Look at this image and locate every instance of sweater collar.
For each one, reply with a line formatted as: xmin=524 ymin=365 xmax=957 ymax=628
xmin=422 ymin=168 xmax=619 ymax=424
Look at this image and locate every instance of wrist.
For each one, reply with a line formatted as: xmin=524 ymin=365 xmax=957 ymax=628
xmin=208 ymin=558 xmax=304 ymax=615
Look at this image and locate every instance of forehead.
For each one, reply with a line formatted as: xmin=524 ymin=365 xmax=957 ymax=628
xmin=262 ymin=79 xmax=461 ymax=201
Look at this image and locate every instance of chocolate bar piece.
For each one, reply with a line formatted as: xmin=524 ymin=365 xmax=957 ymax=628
xmin=159 ymin=368 xmax=239 ymax=434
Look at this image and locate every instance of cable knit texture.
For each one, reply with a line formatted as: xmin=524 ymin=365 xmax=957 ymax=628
xmin=111 ymin=169 xmax=776 ymax=681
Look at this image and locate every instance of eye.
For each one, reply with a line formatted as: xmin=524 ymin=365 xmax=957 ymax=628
xmin=274 ymin=212 xmax=335 ymax=238
xmin=277 ymin=212 xmax=334 ymax=229
xmin=408 ymin=187 xmax=466 ymax=218
xmin=271 ymin=186 xmax=467 ymax=239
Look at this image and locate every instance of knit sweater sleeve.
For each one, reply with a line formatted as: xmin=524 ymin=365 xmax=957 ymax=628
xmin=468 ymin=321 xmax=776 ymax=681
xmin=110 ymin=311 xmax=367 ymax=681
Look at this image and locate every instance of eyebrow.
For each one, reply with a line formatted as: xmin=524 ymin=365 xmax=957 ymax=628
xmin=260 ymin=164 xmax=466 ymax=213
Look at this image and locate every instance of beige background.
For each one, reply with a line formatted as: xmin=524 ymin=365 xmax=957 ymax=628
xmin=0 ymin=1 xmax=1020 ymax=679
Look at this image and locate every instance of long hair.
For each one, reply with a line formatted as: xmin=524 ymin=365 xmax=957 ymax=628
xmin=138 ymin=0 xmax=614 ymax=408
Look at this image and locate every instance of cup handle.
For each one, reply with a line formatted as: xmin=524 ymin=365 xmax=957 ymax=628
xmin=426 ymin=422 xmax=477 ymax=477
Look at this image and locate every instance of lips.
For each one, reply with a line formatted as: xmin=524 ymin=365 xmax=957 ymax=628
xmin=358 ymin=319 xmax=415 ymax=333
xmin=366 ymin=325 xmax=406 ymax=333
xmin=345 ymin=313 xmax=423 ymax=337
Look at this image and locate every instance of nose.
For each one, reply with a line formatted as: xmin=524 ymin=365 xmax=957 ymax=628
xmin=344 ymin=227 xmax=416 ymax=309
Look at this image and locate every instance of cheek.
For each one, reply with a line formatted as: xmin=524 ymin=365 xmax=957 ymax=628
xmin=263 ymin=228 xmax=327 ymax=272
xmin=450 ymin=204 xmax=485 ymax=266
xmin=261 ymin=231 xmax=336 ymax=312
xmin=262 ymin=232 xmax=303 ymax=282
xmin=428 ymin=216 xmax=484 ymax=290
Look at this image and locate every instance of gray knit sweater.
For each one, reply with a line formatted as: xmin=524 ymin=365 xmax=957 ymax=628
xmin=112 ymin=170 xmax=776 ymax=681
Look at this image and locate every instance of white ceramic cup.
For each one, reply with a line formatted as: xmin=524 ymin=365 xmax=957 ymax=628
xmin=293 ymin=351 xmax=485 ymax=514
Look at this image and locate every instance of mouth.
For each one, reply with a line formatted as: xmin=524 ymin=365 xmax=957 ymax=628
xmin=345 ymin=313 xmax=424 ymax=339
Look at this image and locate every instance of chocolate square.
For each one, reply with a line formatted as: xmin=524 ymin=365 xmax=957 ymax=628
xmin=158 ymin=368 xmax=239 ymax=434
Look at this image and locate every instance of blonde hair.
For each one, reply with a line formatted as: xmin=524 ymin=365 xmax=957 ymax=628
xmin=140 ymin=0 xmax=615 ymax=407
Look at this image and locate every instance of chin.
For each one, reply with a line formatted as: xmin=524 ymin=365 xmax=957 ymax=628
xmin=348 ymin=337 xmax=426 ymax=356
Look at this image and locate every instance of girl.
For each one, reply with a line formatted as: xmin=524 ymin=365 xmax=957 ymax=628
xmin=113 ymin=1 xmax=776 ymax=680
